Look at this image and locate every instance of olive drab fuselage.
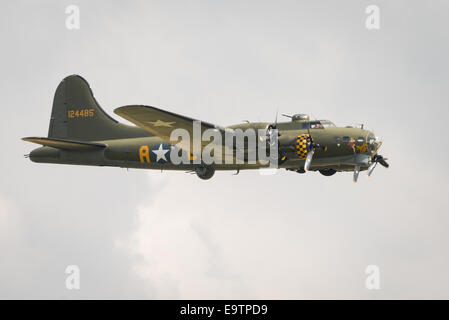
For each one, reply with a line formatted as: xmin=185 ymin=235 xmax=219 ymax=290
xmin=24 ymin=75 xmax=388 ymax=181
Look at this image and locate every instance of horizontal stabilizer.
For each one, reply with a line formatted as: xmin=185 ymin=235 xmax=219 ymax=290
xmin=22 ymin=137 xmax=106 ymax=150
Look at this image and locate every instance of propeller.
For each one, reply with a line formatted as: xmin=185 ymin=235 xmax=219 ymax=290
xmin=367 ymin=161 xmax=377 ymax=177
xmin=353 ymin=165 xmax=361 ymax=183
xmin=262 ymin=109 xmax=288 ymax=166
xmin=303 ymin=124 xmax=327 ymax=172
xmin=266 ymin=109 xmax=280 ymax=146
xmin=304 ymin=148 xmax=315 ymax=172
xmin=367 ymin=154 xmax=389 ymax=177
xmin=377 ymin=155 xmax=389 ymax=168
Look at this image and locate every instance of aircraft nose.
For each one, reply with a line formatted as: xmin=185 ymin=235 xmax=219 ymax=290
xmin=367 ymin=132 xmax=382 ymax=153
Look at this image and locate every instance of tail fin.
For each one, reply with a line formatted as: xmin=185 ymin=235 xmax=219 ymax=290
xmin=48 ymin=75 xmax=147 ymax=141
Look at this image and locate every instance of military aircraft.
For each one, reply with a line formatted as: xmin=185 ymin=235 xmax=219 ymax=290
xmin=23 ymin=75 xmax=389 ymax=182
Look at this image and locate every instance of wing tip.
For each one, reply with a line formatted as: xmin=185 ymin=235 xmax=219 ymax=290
xmin=22 ymin=137 xmax=42 ymax=142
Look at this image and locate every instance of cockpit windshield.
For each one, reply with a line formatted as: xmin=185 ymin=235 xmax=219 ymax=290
xmin=303 ymin=120 xmax=335 ymax=129
xmin=320 ymin=121 xmax=335 ymax=128
xmin=309 ymin=121 xmax=324 ymax=129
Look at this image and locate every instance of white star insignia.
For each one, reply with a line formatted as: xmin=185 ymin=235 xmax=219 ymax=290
xmin=152 ymin=144 xmax=169 ymax=162
xmin=147 ymin=119 xmax=175 ymax=127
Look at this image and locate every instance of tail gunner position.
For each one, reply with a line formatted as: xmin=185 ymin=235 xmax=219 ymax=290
xmin=23 ymin=75 xmax=389 ymax=182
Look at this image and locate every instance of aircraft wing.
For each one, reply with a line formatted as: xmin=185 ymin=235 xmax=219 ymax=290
xmin=114 ymin=105 xmax=225 ymax=156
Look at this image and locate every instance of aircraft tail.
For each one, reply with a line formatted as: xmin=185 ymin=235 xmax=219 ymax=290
xmin=47 ymin=75 xmax=147 ymax=141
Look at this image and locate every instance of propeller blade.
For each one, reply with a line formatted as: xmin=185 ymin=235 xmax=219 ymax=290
xmin=307 ymin=125 xmax=313 ymax=144
xmin=353 ymin=165 xmax=360 ymax=183
xmin=304 ymin=149 xmax=314 ymax=172
xmin=372 ymin=154 xmax=389 ymax=168
xmin=367 ymin=162 xmax=377 ymax=177
xmin=378 ymin=158 xmax=389 ymax=168
xmin=274 ymin=108 xmax=279 ymax=127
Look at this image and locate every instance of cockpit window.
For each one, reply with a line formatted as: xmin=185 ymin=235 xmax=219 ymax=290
xmin=301 ymin=121 xmax=335 ymax=129
xmin=310 ymin=122 xmax=324 ymax=129
xmin=302 ymin=121 xmax=322 ymax=129
xmin=320 ymin=121 xmax=336 ymax=128
xmin=356 ymin=137 xmax=365 ymax=144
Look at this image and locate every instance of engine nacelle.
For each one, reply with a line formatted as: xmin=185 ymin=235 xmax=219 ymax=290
xmin=294 ymin=134 xmax=312 ymax=159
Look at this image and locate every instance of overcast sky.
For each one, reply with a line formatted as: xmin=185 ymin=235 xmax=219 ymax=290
xmin=1 ymin=0 xmax=448 ymax=299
